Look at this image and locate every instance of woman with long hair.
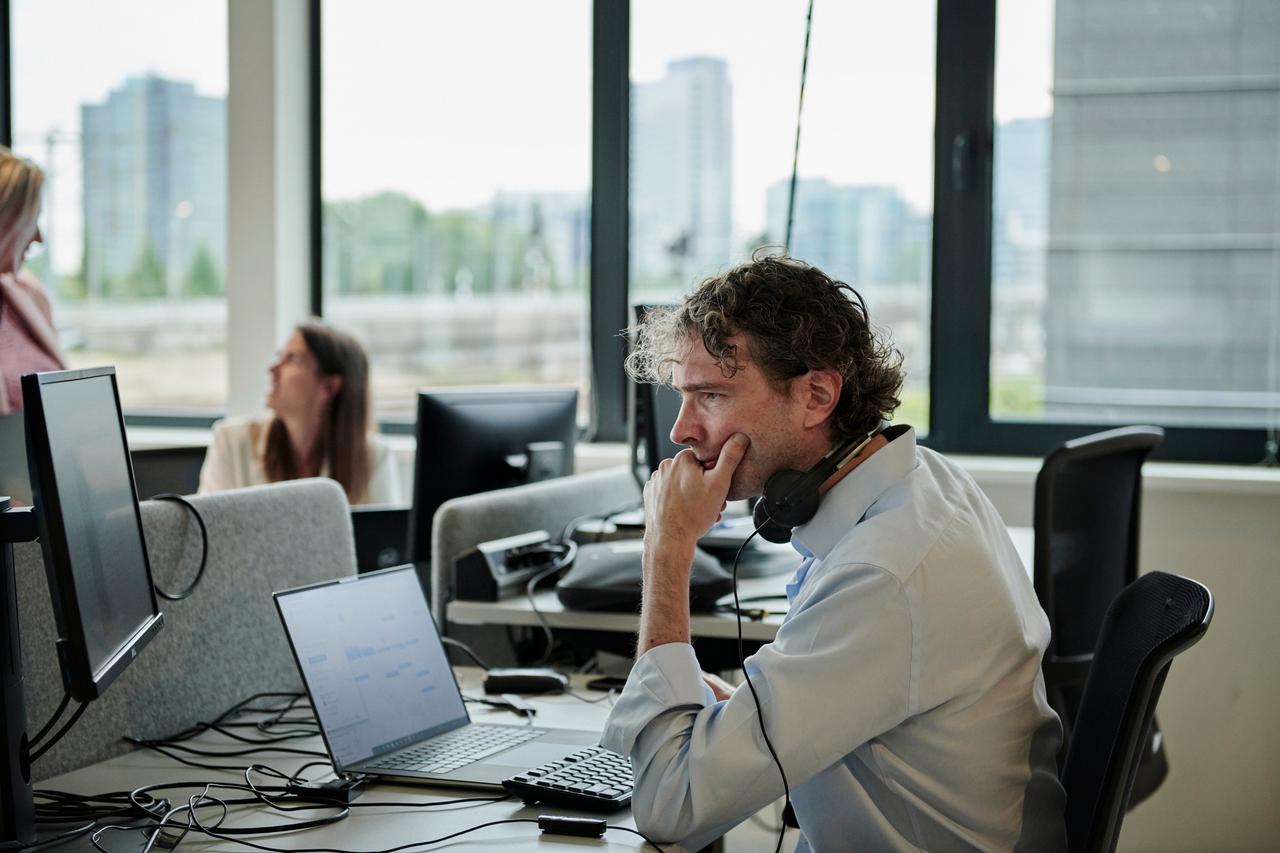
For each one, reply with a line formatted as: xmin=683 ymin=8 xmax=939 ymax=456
xmin=0 ymin=147 xmax=66 ymax=416
xmin=198 ymin=321 xmax=401 ymax=505
xmin=0 ymin=147 xmax=67 ymax=505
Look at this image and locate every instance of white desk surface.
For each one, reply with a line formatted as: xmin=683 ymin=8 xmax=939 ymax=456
xmin=447 ymin=527 xmax=1036 ymax=643
xmin=34 ymin=669 xmax=664 ymax=852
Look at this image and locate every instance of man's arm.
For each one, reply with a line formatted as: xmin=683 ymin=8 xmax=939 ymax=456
xmin=604 ymin=561 xmax=915 ymax=848
xmin=636 ymin=433 xmax=748 ymax=656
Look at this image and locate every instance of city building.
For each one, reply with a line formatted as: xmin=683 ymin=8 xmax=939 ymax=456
xmin=1043 ymin=4 xmax=1279 ymax=427
xmin=765 ymin=178 xmax=926 ymax=288
xmin=81 ymin=74 xmax=226 ymax=300
xmin=630 ymin=56 xmax=733 ymax=293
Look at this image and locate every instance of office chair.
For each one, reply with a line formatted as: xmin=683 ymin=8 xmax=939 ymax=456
xmin=1061 ymin=571 xmax=1213 ymax=852
xmin=1033 ymin=425 xmax=1167 ymax=803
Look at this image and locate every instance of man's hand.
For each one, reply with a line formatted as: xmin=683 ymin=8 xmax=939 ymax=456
xmin=702 ymin=671 xmax=735 ymax=702
xmin=644 ymin=433 xmax=750 ymax=550
xmin=636 ymin=433 xmax=750 ymax=656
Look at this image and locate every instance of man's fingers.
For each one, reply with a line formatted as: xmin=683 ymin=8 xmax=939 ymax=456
xmin=712 ymin=433 xmax=750 ymax=477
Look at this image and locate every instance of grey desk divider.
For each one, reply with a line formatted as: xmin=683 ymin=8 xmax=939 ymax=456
xmin=13 ymin=478 xmax=356 ymax=780
xmin=429 ymin=466 xmax=641 ymax=629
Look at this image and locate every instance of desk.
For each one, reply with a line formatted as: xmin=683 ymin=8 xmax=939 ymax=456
xmin=447 ymin=526 xmax=1036 ymax=643
xmin=33 ymin=669 xmax=660 ymax=852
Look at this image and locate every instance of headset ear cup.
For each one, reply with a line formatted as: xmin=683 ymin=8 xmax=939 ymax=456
xmin=753 ymin=468 xmax=821 ymax=543
xmin=752 ymin=497 xmax=792 ymax=544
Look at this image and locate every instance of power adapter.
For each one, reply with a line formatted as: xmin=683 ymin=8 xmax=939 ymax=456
xmin=538 ymin=814 xmax=607 ymax=838
xmin=285 ymin=776 xmax=366 ymax=805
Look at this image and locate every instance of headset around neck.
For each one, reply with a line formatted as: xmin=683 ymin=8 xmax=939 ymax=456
xmin=751 ymin=426 xmax=881 ymax=544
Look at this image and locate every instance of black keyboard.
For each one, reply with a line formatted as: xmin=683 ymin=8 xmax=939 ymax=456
xmin=502 ymin=746 xmax=633 ymax=812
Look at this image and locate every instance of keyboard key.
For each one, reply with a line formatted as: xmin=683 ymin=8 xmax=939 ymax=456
xmin=502 ymin=746 xmax=634 ymax=813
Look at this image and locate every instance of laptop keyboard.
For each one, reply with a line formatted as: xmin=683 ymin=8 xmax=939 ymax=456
xmin=367 ymin=724 xmax=546 ymax=774
xmin=502 ymin=746 xmax=634 ymax=812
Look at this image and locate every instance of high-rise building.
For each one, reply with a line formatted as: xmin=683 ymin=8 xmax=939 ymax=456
xmin=993 ymin=117 xmax=1050 ymax=290
xmin=1042 ymin=1 xmax=1279 ymax=426
xmin=630 ymin=57 xmax=732 ymax=292
xmin=766 ymin=178 xmax=925 ymax=288
xmin=81 ymin=74 xmax=226 ymax=300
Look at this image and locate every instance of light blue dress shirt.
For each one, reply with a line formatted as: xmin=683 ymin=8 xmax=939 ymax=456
xmin=601 ymin=427 xmax=1067 ymax=852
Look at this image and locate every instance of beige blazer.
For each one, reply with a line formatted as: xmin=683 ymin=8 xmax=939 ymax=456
xmin=0 ymin=270 xmax=68 ymax=415
xmin=197 ymin=415 xmax=404 ymax=505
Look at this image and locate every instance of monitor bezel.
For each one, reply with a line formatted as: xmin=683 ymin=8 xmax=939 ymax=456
xmin=22 ymin=365 xmax=163 ymax=702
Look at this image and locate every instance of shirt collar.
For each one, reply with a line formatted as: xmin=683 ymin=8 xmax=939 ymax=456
xmin=790 ymin=425 xmax=916 ymax=561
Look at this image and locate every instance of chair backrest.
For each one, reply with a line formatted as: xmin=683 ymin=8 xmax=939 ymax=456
xmin=1061 ymin=571 xmax=1213 ymax=853
xmin=429 ymin=465 xmax=641 ymax=627
xmin=14 ymin=478 xmax=356 ymax=779
xmin=1034 ymin=426 xmax=1163 ymax=670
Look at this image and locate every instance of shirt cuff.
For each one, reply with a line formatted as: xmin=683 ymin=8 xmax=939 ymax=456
xmin=600 ymin=642 xmax=711 ymax=757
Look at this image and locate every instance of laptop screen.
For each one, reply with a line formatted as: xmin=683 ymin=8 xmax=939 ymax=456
xmin=275 ymin=566 xmax=469 ymax=769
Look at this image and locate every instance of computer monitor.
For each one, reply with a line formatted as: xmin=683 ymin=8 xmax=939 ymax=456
xmin=407 ymin=386 xmax=578 ymax=565
xmin=22 ymin=366 xmax=164 ymax=702
xmin=633 ymin=381 xmax=684 ymax=477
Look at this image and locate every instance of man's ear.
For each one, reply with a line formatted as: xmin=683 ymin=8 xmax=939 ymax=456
xmin=797 ymin=369 xmax=842 ymax=430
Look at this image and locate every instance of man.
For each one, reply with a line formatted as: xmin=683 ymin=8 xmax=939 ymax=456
xmin=601 ymin=255 xmax=1066 ymax=851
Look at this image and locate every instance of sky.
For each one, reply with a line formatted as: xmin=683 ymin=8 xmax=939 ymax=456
xmin=11 ymin=0 xmax=1054 ymax=275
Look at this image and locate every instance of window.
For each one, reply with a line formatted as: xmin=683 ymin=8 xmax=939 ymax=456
xmin=983 ymin=0 xmax=1280 ymax=456
xmin=320 ymin=0 xmax=592 ymax=422
xmin=9 ymin=0 xmax=228 ymax=412
xmin=629 ymin=1 xmax=936 ymax=431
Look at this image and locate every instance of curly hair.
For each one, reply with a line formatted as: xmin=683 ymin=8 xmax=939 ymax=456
xmin=626 ymin=252 xmax=905 ymax=442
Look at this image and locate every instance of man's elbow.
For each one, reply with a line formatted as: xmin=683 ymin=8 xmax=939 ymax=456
xmin=630 ymin=785 xmax=696 ymax=844
xmin=630 ymin=762 xmax=730 ymax=846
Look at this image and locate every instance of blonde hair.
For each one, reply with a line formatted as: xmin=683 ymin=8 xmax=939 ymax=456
xmin=0 ymin=147 xmax=44 ymax=232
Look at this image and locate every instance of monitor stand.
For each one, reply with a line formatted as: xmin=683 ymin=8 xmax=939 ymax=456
xmin=1 ymin=497 xmax=37 ymax=850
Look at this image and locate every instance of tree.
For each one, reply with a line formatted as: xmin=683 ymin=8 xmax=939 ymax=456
xmin=185 ymin=243 xmax=223 ymax=297
xmin=120 ymin=240 xmax=166 ymax=299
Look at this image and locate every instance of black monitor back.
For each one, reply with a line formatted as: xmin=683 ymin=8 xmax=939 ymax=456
xmin=352 ymin=504 xmax=410 ymax=573
xmin=130 ymin=446 xmax=207 ymax=499
xmin=634 ymin=381 xmax=684 ymax=475
xmin=407 ymin=386 xmax=578 ymax=564
xmin=22 ymin=367 xmax=163 ymax=702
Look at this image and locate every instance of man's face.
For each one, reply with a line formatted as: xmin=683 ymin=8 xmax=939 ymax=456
xmin=669 ymin=334 xmax=809 ymax=501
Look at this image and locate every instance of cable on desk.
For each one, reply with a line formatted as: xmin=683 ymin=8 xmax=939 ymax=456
xmin=24 ymin=819 xmax=97 ymax=849
xmin=125 ymin=737 xmax=328 ymax=773
xmin=144 ymin=691 xmax=311 ymax=744
xmin=462 ymin=695 xmax=537 ymax=722
xmin=606 ymin=825 xmax=667 ymax=852
xmin=245 ymin=764 xmax=512 ymax=811
xmin=440 ymin=635 xmax=492 ymax=670
xmin=525 ymin=540 xmax=577 ymax=666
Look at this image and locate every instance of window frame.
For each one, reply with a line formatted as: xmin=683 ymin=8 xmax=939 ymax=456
xmin=928 ymin=0 xmax=1275 ymax=464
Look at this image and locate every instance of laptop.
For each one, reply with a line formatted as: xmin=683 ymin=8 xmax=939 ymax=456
xmin=274 ymin=565 xmax=600 ymax=789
